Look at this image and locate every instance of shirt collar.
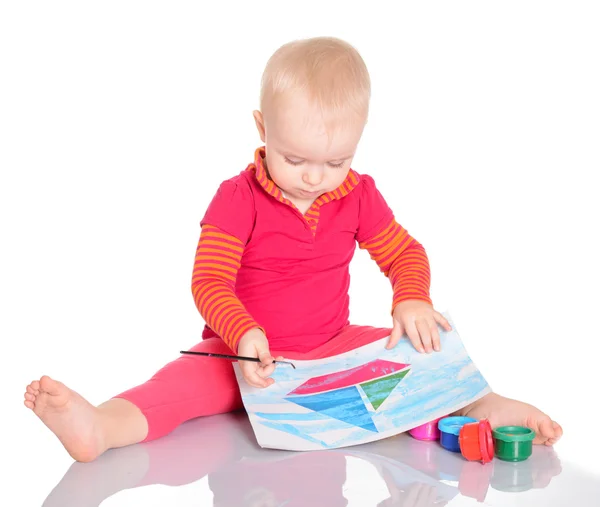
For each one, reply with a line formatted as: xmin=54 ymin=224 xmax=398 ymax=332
xmin=249 ymin=146 xmax=361 ymax=206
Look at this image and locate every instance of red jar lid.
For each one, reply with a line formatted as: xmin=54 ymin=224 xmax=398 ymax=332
xmin=478 ymin=419 xmax=494 ymax=464
xmin=459 ymin=418 xmax=494 ymax=464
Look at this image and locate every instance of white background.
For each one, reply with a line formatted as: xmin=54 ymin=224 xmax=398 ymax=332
xmin=1 ymin=1 xmax=599 ymax=505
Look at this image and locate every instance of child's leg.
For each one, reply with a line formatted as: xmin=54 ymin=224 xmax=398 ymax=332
xmin=288 ymin=325 xmax=563 ymax=445
xmin=114 ymin=337 xmax=243 ymax=442
xmin=283 ymin=324 xmax=392 ymax=360
xmin=24 ymin=338 xmax=242 ymax=462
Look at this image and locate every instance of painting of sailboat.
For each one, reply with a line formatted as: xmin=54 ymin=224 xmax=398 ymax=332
xmin=285 ymin=360 xmax=411 ymax=432
xmin=234 ymin=313 xmax=491 ymax=451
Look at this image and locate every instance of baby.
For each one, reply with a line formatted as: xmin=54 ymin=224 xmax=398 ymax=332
xmin=24 ymin=36 xmax=562 ymax=462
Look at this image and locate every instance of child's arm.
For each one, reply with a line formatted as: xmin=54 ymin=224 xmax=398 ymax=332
xmin=359 ymin=219 xmax=432 ymax=309
xmin=355 ymin=174 xmax=451 ymax=353
xmin=191 ymin=224 xmax=260 ymax=352
xmin=196 ymin=178 xmax=281 ymax=386
xmin=359 ymin=219 xmax=451 ymax=353
xmin=191 ymin=224 xmax=277 ymax=388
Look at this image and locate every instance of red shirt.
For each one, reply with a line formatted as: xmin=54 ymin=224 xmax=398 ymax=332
xmin=193 ymin=147 xmax=431 ymax=353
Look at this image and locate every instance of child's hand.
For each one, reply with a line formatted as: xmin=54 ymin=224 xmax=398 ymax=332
xmin=237 ymin=328 xmax=281 ymax=388
xmin=387 ymin=300 xmax=452 ymax=353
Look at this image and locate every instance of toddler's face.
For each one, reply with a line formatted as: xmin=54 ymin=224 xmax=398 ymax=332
xmin=254 ymin=94 xmax=365 ymax=205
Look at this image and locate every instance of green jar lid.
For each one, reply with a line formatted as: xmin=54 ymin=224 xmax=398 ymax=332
xmin=492 ymin=426 xmax=535 ymax=442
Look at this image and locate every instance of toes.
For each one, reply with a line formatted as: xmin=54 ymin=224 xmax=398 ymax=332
xmin=24 ymin=400 xmax=34 ymax=409
xmin=530 ymin=416 xmax=563 ymax=445
xmin=543 ymin=422 xmax=563 ymax=445
xmin=529 ymin=415 xmax=554 ymax=444
xmin=26 ymin=385 xmax=39 ymax=395
xmin=39 ymin=375 xmax=61 ymax=395
xmin=539 ymin=417 xmax=555 ymax=437
xmin=24 ymin=392 xmax=35 ymax=402
xmin=31 ymin=380 xmax=40 ymax=391
xmin=552 ymin=421 xmax=563 ymax=440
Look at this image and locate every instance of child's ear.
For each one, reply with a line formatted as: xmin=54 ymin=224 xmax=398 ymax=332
xmin=253 ymin=110 xmax=266 ymax=143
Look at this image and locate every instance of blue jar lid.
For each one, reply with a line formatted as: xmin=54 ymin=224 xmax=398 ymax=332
xmin=438 ymin=416 xmax=477 ymax=436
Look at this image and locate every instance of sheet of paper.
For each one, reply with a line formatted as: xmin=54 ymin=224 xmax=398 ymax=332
xmin=234 ymin=313 xmax=491 ymax=451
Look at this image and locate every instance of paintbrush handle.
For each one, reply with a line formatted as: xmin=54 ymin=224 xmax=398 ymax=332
xmin=179 ymin=350 xmax=296 ymax=368
xmin=180 ymin=350 xmax=261 ymax=362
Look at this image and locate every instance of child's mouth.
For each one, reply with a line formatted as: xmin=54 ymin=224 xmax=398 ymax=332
xmin=298 ymin=189 xmax=322 ymax=197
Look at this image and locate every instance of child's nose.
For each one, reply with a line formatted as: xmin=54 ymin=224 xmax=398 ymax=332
xmin=302 ymin=167 xmax=324 ymax=186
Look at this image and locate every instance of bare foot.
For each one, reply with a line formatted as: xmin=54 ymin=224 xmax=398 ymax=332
xmin=457 ymin=392 xmax=563 ymax=446
xmin=24 ymin=375 xmax=106 ymax=462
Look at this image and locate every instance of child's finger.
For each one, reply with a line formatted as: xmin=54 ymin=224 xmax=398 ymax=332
xmin=434 ymin=311 xmax=452 ymax=331
xmin=240 ymin=362 xmax=272 ymax=388
xmin=245 ymin=370 xmax=274 ymax=388
xmin=386 ymin=319 xmax=403 ymax=349
xmin=431 ymin=322 xmax=441 ymax=351
xmin=404 ymin=321 xmax=424 ymax=353
xmin=416 ymin=319 xmax=433 ymax=353
xmin=253 ymin=377 xmax=274 ymax=388
xmin=257 ymin=362 xmax=276 ymax=378
xmin=257 ymin=350 xmax=274 ymax=365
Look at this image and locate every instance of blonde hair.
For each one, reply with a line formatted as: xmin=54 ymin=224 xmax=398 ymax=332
xmin=260 ymin=37 xmax=371 ymax=132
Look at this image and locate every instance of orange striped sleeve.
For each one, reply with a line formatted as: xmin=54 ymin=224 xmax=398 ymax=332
xmin=358 ymin=219 xmax=432 ymax=311
xmin=191 ymin=224 xmax=262 ymax=352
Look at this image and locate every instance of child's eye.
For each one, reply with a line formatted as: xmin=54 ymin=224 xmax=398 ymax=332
xmin=284 ymin=157 xmax=345 ymax=168
xmin=284 ymin=157 xmax=304 ymax=166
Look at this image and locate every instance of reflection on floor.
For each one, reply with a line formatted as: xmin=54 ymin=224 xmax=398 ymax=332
xmin=42 ymin=410 xmax=597 ymax=506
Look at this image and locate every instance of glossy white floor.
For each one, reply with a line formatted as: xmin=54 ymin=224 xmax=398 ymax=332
xmin=20 ymin=411 xmax=598 ymax=506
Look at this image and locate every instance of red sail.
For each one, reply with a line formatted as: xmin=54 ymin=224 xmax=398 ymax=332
xmin=288 ymin=359 xmax=410 ymax=396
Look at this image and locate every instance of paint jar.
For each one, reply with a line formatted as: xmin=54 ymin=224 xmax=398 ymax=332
xmin=459 ymin=418 xmax=494 ymax=463
xmin=409 ymin=417 xmax=443 ymax=441
xmin=492 ymin=426 xmax=535 ymax=462
xmin=438 ymin=416 xmax=478 ymax=452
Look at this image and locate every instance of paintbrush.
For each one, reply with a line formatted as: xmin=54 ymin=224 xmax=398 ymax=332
xmin=180 ymin=350 xmax=296 ymax=369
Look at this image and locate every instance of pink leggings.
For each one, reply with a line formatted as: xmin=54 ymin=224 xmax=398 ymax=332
xmin=115 ymin=325 xmax=391 ymax=442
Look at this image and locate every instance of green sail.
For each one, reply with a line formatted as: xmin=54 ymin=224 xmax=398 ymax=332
xmin=360 ymin=369 xmax=409 ymax=410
